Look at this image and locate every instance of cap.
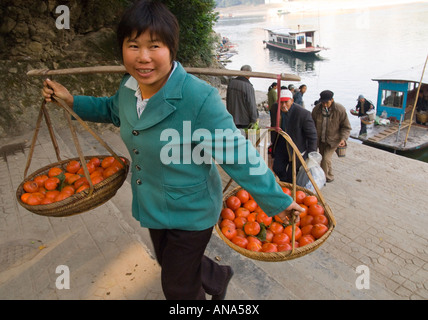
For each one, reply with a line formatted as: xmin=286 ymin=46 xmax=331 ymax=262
xmin=240 ymin=65 xmax=252 ymax=72
xmin=279 ymin=89 xmax=293 ymax=102
xmin=357 ymin=94 xmax=365 ymax=100
xmin=319 ymin=90 xmax=334 ymax=102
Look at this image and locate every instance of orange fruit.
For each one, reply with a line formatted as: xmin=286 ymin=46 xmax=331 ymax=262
xmin=233 ymin=216 xmax=247 ymax=229
xmin=268 ymin=221 xmax=284 ymax=235
xmin=299 ymin=235 xmax=315 ymax=247
xmin=34 ymin=175 xmax=49 ymax=187
xmin=44 ymin=177 xmax=60 ymax=191
xmin=101 ymin=156 xmax=115 ymax=169
xmin=243 ymin=199 xmax=258 ymax=212
xmin=220 ymin=208 xmax=235 ymax=221
xmin=272 ymin=233 xmax=290 ymax=245
xmin=66 ymin=160 xmax=81 ymax=174
xmin=236 ymin=189 xmax=250 ymax=204
xmin=221 ymin=225 xmax=237 ymax=240
xmin=226 ymin=196 xmax=241 ymax=211
xmin=20 ymin=192 xmax=31 ymax=204
xmin=231 ymin=236 xmax=248 ymax=249
xmin=303 ymin=195 xmax=318 ymax=207
xmin=311 ymin=224 xmax=328 ymax=239
xmin=284 ymin=225 xmax=302 ymax=241
xmin=295 ymin=190 xmax=306 ymax=204
xmin=23 ymin=181 xmax=39 ymax=193
xmin=308 ymin=204 xmax=325 ymax=216
xmin=243 ymin=221 xmax=261 ymax=236
xmin=48 ymin=167 xmax=63 ymax=178
xmin=247 ymin=241 xmax=262 ymax=252
xmin=261 ymin=242 xmax=278 ymax=252
xmin=313 ymin=215 xmax=329 ymax=226
xmin=235 ymin=207 xmax=250 ymax=218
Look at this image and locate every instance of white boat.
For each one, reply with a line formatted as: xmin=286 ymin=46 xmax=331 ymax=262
xmin=263 ymin=27 xmax=324 ymax=55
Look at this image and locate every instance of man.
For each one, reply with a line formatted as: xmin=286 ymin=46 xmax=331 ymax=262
xmin=272 ymin=89 xmax=318 ymax=183
xmin=355 ymin=94 xmax=374 ymax=136
xmin=312 ymin=90 xmax=352 ymax=183
xmin=226 ymin=65 xmax=258 ymax=129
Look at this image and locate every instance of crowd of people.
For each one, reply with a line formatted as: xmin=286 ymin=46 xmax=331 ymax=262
xmin=226 ymin=67 xmax=352 ymax=185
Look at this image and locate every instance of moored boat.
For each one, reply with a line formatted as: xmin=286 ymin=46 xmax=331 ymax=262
xmin=351 ymin=64 xmax=428 ymax=158
xmin=263 ymin=26 xmax=324 ymax=55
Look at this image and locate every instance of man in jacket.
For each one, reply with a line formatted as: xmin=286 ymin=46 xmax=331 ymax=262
xmin=312 ymin=90 xmax=351 ymax=182
xmin=272 ymin=89 xmax=318 ymax=183
xmin=226 ymin=65 xmax=258 ymax=128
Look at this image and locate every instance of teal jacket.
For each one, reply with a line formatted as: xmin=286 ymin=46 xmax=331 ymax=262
xmin=73 ymin=62 xmax=292 ymax=231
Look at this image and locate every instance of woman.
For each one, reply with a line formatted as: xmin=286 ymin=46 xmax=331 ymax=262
xmin=42 ymin=0 xmax=303 ymax=300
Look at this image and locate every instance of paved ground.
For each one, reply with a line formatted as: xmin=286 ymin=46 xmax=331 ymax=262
xmin=0 ymin=116 xmax=427 ymax=300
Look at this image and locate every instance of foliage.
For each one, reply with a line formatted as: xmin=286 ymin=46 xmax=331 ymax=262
xmin=162 ymin=0 xmax=218 ymax=66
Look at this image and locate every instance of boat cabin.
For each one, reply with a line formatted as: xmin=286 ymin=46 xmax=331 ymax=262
xmin=372 ymin=65 xmax=428 ymax=123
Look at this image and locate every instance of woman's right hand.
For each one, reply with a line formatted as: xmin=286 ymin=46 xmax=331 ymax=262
xmin=42 ymin=78 xmax=74 ymax=107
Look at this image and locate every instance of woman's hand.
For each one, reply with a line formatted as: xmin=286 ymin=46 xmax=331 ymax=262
xmin=42 ymin=78 xmax=74 ymax=107
xmin=276 ymin=201 xmax=303 ymax=224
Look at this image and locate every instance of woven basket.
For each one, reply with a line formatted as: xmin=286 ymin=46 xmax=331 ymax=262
xmin=216 ymin=129 xmax=336 ymax=262
xmin=16 ymin=98 xmax=130 ymax=217
xmin=16 ymin=155 xmax=129 ymax=217
xmin=416 ymin=112 xmax=428 ymax=123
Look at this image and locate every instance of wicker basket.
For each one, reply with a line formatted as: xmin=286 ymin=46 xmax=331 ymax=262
xmin=16 ymin=155 xmax=129 ymax=217
xmin=416 ymin=111 xmax=428 ymax=123
xmin=16 ymin=98 xmax=129 ymax=217
xmin=216 ymin=129 xmax=336 ymax=262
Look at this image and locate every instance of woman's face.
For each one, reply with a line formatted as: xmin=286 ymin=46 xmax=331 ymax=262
xmin=122 ymin=30 xmax=172 ymax=98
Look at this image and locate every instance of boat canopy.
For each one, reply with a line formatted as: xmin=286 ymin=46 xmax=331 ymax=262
xmin=372 ymin=65 xmax=428 ymax=120
xmin=372 ymin=64 xmax=428 ymax=85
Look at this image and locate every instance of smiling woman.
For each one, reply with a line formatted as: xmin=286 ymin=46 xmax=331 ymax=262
xmin=41 ymin=0 xmax=304 ymax=301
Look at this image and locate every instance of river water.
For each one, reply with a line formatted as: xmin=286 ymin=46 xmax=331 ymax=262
xmin=214 ymin=2 xmax=428 ymax=139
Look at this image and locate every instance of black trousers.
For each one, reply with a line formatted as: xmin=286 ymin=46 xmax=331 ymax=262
xmin=149 ymin=227 xmax=230 ymax=300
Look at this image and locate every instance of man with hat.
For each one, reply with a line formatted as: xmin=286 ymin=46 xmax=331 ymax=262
xmin=312 ymin=90 xmax=351 ymax=183
xmin=355 ymin=94 xmax=374 ymax=136
xmin=271 ymin=89 xmax=318 ymax=183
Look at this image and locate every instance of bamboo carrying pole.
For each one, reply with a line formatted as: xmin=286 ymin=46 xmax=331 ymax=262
xmin=27 ymin=65 xmax=301 ymax=82
xmin=404 ymin=54 xmax=428 ymax=147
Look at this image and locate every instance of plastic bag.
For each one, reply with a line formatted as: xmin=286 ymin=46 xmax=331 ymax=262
xmin=296 ymin=152 xmax=326 ymax=192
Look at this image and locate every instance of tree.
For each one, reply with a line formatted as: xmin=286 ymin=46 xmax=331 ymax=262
xmin=163 ymin=0 xmax=218 ymax=66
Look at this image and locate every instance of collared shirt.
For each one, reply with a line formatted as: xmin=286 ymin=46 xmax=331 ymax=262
xmin=125 ymin=62 xmax=178 ymax=118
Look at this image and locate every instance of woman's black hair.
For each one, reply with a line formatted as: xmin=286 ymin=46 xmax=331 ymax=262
xmin=117 ymin=0 xmax=179 ymax=62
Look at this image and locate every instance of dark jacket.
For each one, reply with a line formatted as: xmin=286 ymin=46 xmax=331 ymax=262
xmin=271 ymin=102 xmax=318 ymax=182
xmin=272 ymin=102 xmax=318 ymax=159
xmin=355 ymin=99 xmax=374 ymax=117
xmin=226 ymin=76 xmax=258 ymax=127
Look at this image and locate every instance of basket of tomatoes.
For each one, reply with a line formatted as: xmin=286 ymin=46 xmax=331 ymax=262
xmin=216 ymin=129 xmax=336 ymax=261
xmin=215 ymin=181 xmax=336 ymax=261
xmin=16 ymin=155 xmax=129 ymax=217
xmin=16 ymin=97 xmax=130 ymax=217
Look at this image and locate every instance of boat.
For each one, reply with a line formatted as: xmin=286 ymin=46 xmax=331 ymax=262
xmin=263 ymin=27 xmax=324 ymax=55
xmin=351 ymin=64 xmax=428 ymax=159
